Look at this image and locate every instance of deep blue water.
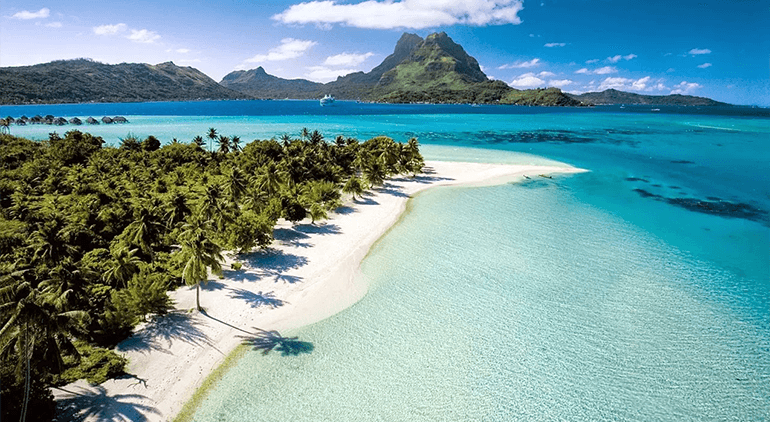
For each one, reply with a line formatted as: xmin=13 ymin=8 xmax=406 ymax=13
xmin=3 ymin=101 xmax=767 ymax=420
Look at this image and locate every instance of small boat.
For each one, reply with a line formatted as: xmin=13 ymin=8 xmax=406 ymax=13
xmin=320 ymin=94 xmax=335 ymax=106
xmin=538 ymin=174 xmax=553 ymax=179
xmin=523 ymin=175 xmax=531 ymax=180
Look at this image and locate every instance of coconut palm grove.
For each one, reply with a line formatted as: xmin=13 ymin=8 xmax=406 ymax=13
xmin=0 ymin=128 xmax=423 ymax=421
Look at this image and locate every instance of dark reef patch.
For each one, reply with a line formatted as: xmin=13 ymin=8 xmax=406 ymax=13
xmin=671 ymin=160 xmax=695 ymax=164
xmin=633 ymin=189 xmax=768 ymax=224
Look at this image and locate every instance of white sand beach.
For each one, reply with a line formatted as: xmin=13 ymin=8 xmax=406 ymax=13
xmin=53 ymin=161 xmax=584 ymax=422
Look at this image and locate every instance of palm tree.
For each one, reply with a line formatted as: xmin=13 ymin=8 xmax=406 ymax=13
xmin=192 ymin=135 xmax=205 ymax=149
xmin=104 ymin=246 xmax=141 ymax=288
xmin=362 ymin=159 xmax=386 ymax=187
xmin=343 ymin=176 xmax=365 ymax=200
xmin=217 ymin=135 xmax=231 ymax=155
xmin=300 ymin=127 xmax=310 ymax=141
xmin=164 ymin=189 xmax=192 ymax=230
xmin=207 ymin=128 xmax=218 ymax=152
xmin=121 ymin=200 xmax=164 ymax=256
xmin=224 ymin=167 xmax=247 ymax=206
xmin=179 ymin=220 xmax=223 ymax=311
xmin=231 ymin=136 xmax=242 ymax=153
xmin=256 ymin=163 xmax=284 ymax=197
xmin=0 ymin=271 xmax=88 ymax=422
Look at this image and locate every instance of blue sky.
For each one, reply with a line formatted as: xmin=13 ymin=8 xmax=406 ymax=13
xmin=2 ymin=0 xmax=768 ymax=105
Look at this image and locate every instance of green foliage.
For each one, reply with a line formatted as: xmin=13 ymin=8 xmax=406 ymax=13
xmin=54 ymin=340 xmax=127 ymax=385
xmin=0 ymin=128 xmax=424 ymax=393
xmin=500 ymin=88 xmax=583 ymax=106
xmin=231 ymin=262 xmax=242 ymax=271
xmin=1 ymin=364 xmax=56 ymax=422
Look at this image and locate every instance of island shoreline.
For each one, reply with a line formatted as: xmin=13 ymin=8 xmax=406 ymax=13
xmin=53 ymin=160 xmax=586 ymax=422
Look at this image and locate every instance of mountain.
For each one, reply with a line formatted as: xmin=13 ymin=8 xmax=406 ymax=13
xmin=221 ymin=32 xmax=580 ymax=106
xmin=219 ymin=66 xmax=324 ymax=99
xmin=0 ymin=59 xmax=249 ymax=105
xmin=567 ymin=89 xmax=728 ymax=106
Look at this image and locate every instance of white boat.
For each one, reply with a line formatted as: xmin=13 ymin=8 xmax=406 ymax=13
xmin=320 ymin=94 xmax=335 ymax=106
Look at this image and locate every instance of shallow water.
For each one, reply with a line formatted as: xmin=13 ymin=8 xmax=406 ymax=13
xmin=3 ymin=101 xmax=767 ymax=420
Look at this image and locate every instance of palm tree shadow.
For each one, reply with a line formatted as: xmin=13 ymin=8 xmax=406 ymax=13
xmin=334 ymin=205 xmax=356 ymax=215
xmin=116 ymin=311 xmax=212 ymax=354
xmin=55 ymin=384 xmax=159 ymax=422
xmin=227 ymin=288 xmax=285 ymax=309
xmin=239 ymin=249 xmax=308 ymax=284
xmin=375 ymin=183 xmax=410 ymax=198
xmin=238 ymin=328 xmax=314 ymax=356
xmin=293 ymin=223 xmax=341 ymax=235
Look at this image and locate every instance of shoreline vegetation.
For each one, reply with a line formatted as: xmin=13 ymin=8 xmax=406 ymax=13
xmin=0 ymin=128 xmax=582 ymax=421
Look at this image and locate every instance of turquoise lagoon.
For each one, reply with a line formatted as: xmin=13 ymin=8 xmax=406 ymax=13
xmin=2 ymin=101 xmax=768 ymax=420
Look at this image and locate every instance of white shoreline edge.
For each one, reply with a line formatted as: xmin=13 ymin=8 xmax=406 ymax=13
xmin=53 ymin=160 xmax=587 ymax=421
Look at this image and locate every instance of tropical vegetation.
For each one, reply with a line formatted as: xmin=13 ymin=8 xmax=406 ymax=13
xmin=0 ymin=127 xmax=423 ymax=421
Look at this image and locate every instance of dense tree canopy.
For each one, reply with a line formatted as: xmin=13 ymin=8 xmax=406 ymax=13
xmin=0 ymin=128 xmax=423 ymax=421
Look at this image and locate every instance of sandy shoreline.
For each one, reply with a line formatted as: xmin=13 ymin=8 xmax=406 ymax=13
xmin=53 ymin=160 xmax=585 ymax=422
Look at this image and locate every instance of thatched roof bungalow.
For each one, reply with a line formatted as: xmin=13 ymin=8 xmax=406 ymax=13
xmin=53 ymin=117 xmax=67 ymax=126
xmin=101 ymin=116 xmax=113 ymax=124
xmin=19 ymin=116 xmax=29 ymax=122
xmin=69 ymin=117 xmax=83 ymax=125
xmin=113 ymin=116 xmax=128 ymax=123
xmin=31 ymin=115 xmax=43 ymax=124
xmin=15 ymin=119 xmax=26 ymax=126
xmin=86 ymin=117 xmax=99 ymax=124
xmin=5 ymin=117 xmax=15 ymax=124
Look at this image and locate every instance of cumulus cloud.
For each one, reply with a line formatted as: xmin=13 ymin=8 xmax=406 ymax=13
xmin=45 ymin=22 xmax=62 ymax=28
xmin=12 ymin=8 xmax=50 ymax=19
xmin=670 ymin=81 xmax=701 ymax=94
xmin=323 ymin=52 xmax=374 ymax=67
xmin=509 ymin=72 xmax=545 ymax=88
xmin=498 ymin=58 xmax=540 ymax=69
xmin=176 ymin=48 xmax=191 ymax=54
xmin=128 ymin=29 xmax=161 ymax=44
xmin=597 ymin=76 xmax=667 ymax=92
xmin=697 ymin=62 xmax=712 ymax=68
xmin=688 ymin=48 xmax=711 ymax=55
xmin=245 ymin=38 xmax=317 ymax=63
xmin=306 ymin=66 xmax=359 ymax=82
xmin=593 ymin=66 xmax=618 ymax=75
xmin=548 ymin=79 xmax=573 ymax=87
xmin=93 ymin=23 xmax=127 ymax=35
xmin=273 ymin=0 xmax=524 ymax=29
xmin=585 ymin=59 xmax=599 ymax=64
xmin=537 ymin=71 xmax=555 ymax=77
xmin=576 ymin=66 xmax=617 ymax=75
xmin=606 ymin=54 xmax=636 ymax=63
xmin=544 ymin=42 xmax=565 ymax=47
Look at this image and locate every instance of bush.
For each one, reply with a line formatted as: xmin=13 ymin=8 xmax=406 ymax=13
xmin=54 ymin=340 xmax=127 ymax=385
xmin=0 ymin=365 xmax=56 ymax=422
xmin=231 ymin=262 xmax=242 ymax=271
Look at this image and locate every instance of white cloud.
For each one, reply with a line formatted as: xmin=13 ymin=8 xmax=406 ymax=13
xmin=128 ymin=29 xmax=161 ymax=44
xmin=273 ymin=0 xmax=524 ymax=29
xmin=544 ymin=42 xmax=565 ymax=47
xmin=306 ymin=66 xmax=359 ymax=82
xmin=12 ymin=8 xmax=50 ymax=19
xmin=576 ymin=66 xmax=617 ymax=75
xmin=45 ymin=21 xmax=62 ymax=28
xmin=689 ymin=48 xmax=711 ymax=55
xmin=594 ymin=66 xmax=617 ymax=75
xmin=245 ymin=38 xmax=317 ymax=63
xmin=597 ymin=76 xmax=667 ymax=92
xmin=666 ymin=67 xmax=675 ymax=73
xmin=670 ymin=81 xmax=701 ymax=94
xmin=509 ymin=72 xmax=545 ymax=88
xmin=585 ymin=59 xmax=599 ymax=64
xmin=176 ymin=48 xmax=191 ymax=54
xmin=607 ymin=54 xmax=636 ymax=63
xmin=93 ymin=23 xmax=127 ymax=35
xmin=548 ymin=79 xmax=573 ymax=87
xmin=498 ymin=58 xmax=540 ymax=69
xmin=323 ymin=52 xmax=374 ymax=67
xmin=697 ymin=62 xmax=712 ymax=68
xmin=537 ymin=71 xmax=555 ymax=77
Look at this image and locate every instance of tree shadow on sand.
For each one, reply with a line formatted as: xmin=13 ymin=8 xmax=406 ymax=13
xmin=227 ymin=288 xmax=285 ymax=309
xmin=293 ymin=223 xmax=341 ymax=235
xmin=238 ymin=328 xmax=314 ymax=356
xmin=54 ymin=385 xmax=160 ymax=422
xmin=238 ymin=249 xmax=308 ymax=284
xmin=375 ymin=183 xmax=410 ymax=198
xmin=116 ymin=311 xmax=213 ymax=354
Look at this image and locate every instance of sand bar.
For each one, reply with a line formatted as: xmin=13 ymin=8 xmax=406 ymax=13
xmin=53 ymin=161 xmax=585 ymax=421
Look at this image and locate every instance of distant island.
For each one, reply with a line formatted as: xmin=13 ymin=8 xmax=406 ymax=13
xmin=0 ymin=33 xmax=729 ymax=107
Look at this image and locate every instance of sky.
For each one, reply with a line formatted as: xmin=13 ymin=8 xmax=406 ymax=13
xmin=1 ymin=0 xmax=768 ymax=105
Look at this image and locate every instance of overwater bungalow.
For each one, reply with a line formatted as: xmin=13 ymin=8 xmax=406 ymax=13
xmin=4 ymin=116 xmax=15 ymax=124
xmin=31 ymin=115 xmax=43 ymax=124
xmin=102 ymin=116 xmax=113 ymax=124
xmin=86 ymin=117 xmax=99 ymax=124
xmin=19 ymin=115 xmax=29 ymax=122
xmin=53 ymin=117 xmax=68 ymax=126
xmin=69 ymin=117 xmax=83 ymax=125
xmin=113 ymin=116 xmax=128 ymax=123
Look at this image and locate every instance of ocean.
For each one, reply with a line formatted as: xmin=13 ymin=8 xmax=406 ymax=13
xmin=2 ymin=100 xmax=768 ymax=420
